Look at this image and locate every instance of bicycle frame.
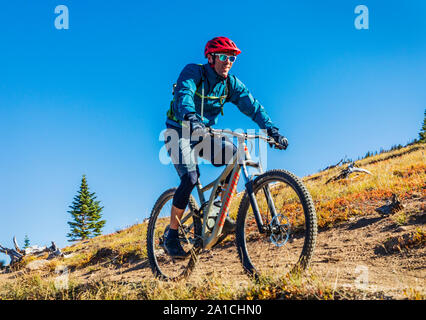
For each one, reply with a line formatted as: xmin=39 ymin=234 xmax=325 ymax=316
xmin=180 ymin=132 xmax=280 ymax=250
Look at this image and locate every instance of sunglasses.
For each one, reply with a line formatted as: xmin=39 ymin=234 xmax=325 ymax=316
xmin=213 ymin=53 xmax=237 ymax=63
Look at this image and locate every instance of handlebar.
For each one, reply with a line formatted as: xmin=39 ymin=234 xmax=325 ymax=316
xmin=207 ymin=128 xmax=281 ymax=148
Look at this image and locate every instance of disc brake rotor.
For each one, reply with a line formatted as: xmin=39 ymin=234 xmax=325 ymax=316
xmin=269 ymin=214 xmax=291 ymax=247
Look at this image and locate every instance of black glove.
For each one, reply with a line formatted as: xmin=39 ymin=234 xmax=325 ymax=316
xmin=267 ymin=127 xmax=288 ymax=150
xmin=184 ymin=113 xmax=207 ymax=136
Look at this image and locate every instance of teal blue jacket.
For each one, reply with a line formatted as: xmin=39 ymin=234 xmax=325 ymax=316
xmin=166 ymin=63 xmax=275 ymax=130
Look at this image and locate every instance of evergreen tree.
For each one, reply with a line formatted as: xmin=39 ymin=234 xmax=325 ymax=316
xmin=23 ymin=235 xmax=30 ymax=249
xmin=67 ymin=175 xmax=106 ymax=242
xmin=419 ymin=109 xmax=426 ymax=143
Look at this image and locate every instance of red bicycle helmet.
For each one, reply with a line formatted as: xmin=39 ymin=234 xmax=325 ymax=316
xmin=204 ymin=37 xmax=241 ymax=57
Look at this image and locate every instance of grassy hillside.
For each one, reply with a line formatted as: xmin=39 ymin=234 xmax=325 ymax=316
xmin=0 ymin=143 xmax=424 ymax=300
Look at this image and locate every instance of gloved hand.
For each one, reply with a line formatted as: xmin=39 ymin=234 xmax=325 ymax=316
xmin=267 ymin=127 xmax=288 ymax=150
xmin=184 ymin=113 xmax=207 ymax=136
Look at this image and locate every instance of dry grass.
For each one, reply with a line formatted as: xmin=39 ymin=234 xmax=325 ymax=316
xmin=302 ymin=144 xmax=425 ymax=229
xmin=61 ymin=223 xmax=148 ymax=270
xmin=0 ymin=269 xmax=388 ymax=300
xmin=1 ymin=143 xmax=424 ymax=300
xmin=380 ymin=228 xmax=426 ymax=254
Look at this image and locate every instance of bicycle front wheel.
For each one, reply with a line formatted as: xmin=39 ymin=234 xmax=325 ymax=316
xmin=146 ymin=188 xmax=202 ymax=281
xmin=236 ymin=169 xmax=317 ymax=280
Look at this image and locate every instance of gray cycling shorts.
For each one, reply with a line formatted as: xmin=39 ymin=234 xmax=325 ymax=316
xmin=163 ymin=125 xmax=237 ymax=179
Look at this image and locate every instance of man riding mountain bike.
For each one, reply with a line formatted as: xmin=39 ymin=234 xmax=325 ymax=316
xmin=164 ymin=36 xmax=289 ymax=259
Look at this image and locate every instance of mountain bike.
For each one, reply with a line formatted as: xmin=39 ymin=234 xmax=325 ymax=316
xmin=146 ymin=128 xmax=317 ymax=281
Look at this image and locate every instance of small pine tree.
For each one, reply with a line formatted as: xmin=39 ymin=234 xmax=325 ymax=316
xmin=419 ymin=109 xmax=426 ymax=143
xmin=67 ymin=175 xmax=106 ymax=242
xmin=23 ymin=235 xmax=30 ymax=249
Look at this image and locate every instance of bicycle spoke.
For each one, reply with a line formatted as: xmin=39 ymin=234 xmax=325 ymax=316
xmin=147 ymin=189 xmax=201 ymax=281
xmin=237 ymin=170 xmax=317 ymax=280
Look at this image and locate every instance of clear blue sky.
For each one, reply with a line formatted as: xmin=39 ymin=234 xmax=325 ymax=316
xmin=1 ymin=1 xmax=425 ymax=263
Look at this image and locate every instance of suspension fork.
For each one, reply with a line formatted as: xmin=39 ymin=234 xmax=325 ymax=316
xmin=263 ymin=185 xmax=279 ymax=224
xmin=241 ymin=142 xmax=279 ymax=233
xmin=243 ymin=178 xmax=265 ymax=233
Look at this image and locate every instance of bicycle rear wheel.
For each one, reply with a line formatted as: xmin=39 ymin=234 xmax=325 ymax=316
xmin=146 ymin=188 xmax=202 ymax=281
xmin=236 ymin=169 xmax=317 ymax=280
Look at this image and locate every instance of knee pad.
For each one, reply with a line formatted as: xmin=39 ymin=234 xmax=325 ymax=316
xmin=172 ymin=171 xmax=199 ymax=210
xmin=183 ymin=170 xmax=199 ymax=187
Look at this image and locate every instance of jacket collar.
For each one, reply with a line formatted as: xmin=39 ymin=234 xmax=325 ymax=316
xmin=204 ymin=63 xmax=226 ymax=83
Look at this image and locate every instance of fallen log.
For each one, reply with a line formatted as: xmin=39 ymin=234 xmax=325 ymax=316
xmin=0 ymin=245 xmax=23 ymax=265
xmin=325 ymin=162 xmax=372 ymax=184
xmin=0 ymin=237 xmax=64 ymax=266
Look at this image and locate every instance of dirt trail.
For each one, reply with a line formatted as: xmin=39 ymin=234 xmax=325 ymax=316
xmin=1 ymin=196 xmax=424 ymax=299
xmin=60 ymin=196 xmax=425 ymax=299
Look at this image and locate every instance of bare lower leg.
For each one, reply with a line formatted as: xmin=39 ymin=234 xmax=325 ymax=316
xmin=170 ymin=205 xmax=185 ymax=230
